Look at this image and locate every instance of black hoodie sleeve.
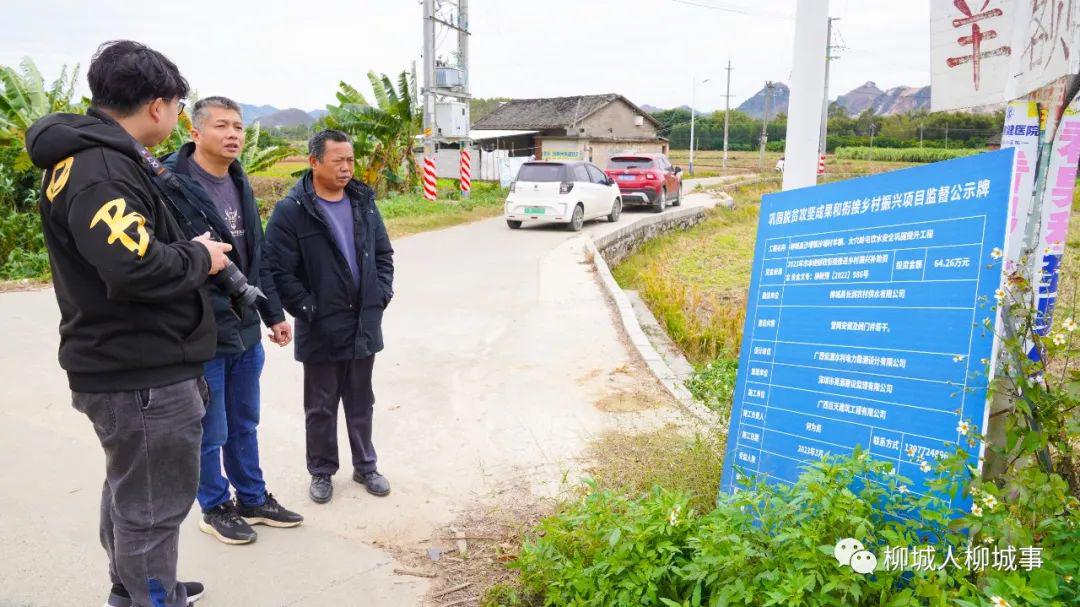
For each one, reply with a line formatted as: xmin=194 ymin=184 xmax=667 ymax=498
xmin=66 ymin=179 xmax=211 ymax=302
xmin=264 ymin=199 xmax=317 ymax=322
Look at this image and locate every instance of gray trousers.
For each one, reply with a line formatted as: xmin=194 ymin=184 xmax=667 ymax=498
xmin=303 ymin=356 xmax=378 ymax=476
xmin=73 ymin=378 xmax=207 ymax=607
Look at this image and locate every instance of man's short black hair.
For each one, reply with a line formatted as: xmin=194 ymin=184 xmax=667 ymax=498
xmin=309 ymin=129 xmax=351 ymax=161
xmin=88 ymin=40 xmax=189 ymax=117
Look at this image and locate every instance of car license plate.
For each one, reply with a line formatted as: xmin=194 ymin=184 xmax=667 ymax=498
xmin=619 ymin=175 xmax=636 ymax=181
xmin=524 ymin=206 xmax=546 ymax=214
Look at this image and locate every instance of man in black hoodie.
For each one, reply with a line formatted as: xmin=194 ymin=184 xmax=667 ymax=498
xmin=25 ymin=41 xmax=230 ymax=607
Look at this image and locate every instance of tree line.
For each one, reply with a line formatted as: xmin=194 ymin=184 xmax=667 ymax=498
xmin=653 ymin=104 xmax=1006 ymax=152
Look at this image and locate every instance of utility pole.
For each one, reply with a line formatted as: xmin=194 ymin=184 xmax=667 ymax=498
xmin=422 ymin=0 xmax=436 ymax=162
xmin=690 ymin=77 xmax=710 ymax=176
xmin=422 ymin=0 xmax=472 ymax=197
xmin=723 ymin=59 xmax=733 ymax=170
xmin=759 ymin=81 xmax=774 ymax=172
xmin=458 ymin=0 xmax=471 ymax=197
xmin=818 ymin=17 xmax=840 ymax=180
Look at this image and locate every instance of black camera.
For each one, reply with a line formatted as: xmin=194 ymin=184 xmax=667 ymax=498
xmin=207 ymin=249 xmax=265 ymax=318
xmin=132 ymin=142 xmax=264 ymax=318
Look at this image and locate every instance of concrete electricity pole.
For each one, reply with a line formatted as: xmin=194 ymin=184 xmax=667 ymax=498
xmin=758 ymin=81 xmax=774 ymax=172
xmin=818 ymin=17 xmax=839 ymax=180
xmin=421 ymin=0 xmax=472 ymax=197
xmin=723 ymin=59 xmax=733 ymax=170
xmin=422 ymin=0 xmax=436 ymax=162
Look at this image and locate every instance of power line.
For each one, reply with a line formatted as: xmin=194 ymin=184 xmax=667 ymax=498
xmin=669 ymin=0 xmax=792 ymax=20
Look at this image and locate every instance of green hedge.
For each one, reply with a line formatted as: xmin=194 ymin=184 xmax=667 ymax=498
xmin=835 ymin=146 xmax=983 ymax=163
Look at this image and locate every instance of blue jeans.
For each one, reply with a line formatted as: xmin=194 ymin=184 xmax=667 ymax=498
xmin=198 ymin=342 xmax=267 ymax=511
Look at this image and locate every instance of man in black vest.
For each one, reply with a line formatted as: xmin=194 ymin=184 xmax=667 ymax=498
xmin=264 ymin=130 xmax=394 ymax=504
xmin=161 ymin=96 xmax=303 ymax=545
xmin=26 ymin=40 xmax=232 ymax=607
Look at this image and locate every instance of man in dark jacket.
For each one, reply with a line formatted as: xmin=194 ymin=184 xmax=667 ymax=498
xmin=264 ymin=129 xmax=394 ymax=504
xmin=160 ymin=96 xmax=303 ymax=545
xmin=25 ymin=41 xmax=231 ymax=607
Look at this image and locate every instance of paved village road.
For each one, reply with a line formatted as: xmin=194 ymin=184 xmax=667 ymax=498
xmin=0 ymin=180 xmax=724 ymax=606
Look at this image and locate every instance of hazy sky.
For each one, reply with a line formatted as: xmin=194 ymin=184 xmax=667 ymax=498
xmin=1 ymin=0 xmax=931 ymax=113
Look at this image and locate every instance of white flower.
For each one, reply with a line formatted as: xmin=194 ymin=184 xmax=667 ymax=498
xmin=990 ymin=247 xmax=1003 ymax=259
xmin=1053 ymin=332 xmax=1067 ymax=346
xmin=990 ymin=596 xmax=1011 ymax=607
xmin=957 ymin=420 xmax=972 ymax=435
xmin=980 ymin=357 xmax=990 ymax=366
xmin=982 ymin=317 xmax=993 ymax=327
xmin=994 ymin=289 xmax=1006 ymax=303
xmin=897 ymin=485 xmax=909 ymax=495
xmin=920 ymin=460 xmax=932 ymax=474
xmin=1065 ymin=575 xmax=1073 ymax=583
xmin=907 ymin=445 xmax=918 ymax=458
xmin=668 ymin=505 xmax=681 ymax=526
xmin=971 ymin=503 xmax=984 ymax=517
xmin=953 ymin=354 xmax=965 ymax=362
xmin=1064 ymin=317 xmax=1078 ymax=332
xmin=983 ymin=536 xmax=994 ymax=544
xmin=982 ymin=494 xmax=998 ymax=510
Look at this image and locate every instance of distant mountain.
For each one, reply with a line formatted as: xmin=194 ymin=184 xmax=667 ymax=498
xmin=254 ymin=108 xmax=317 ymax=128
xmin=641 ymin=104 xmax=711 ymax=115
xmin=239 ymin=103 xmax=279 ymax=123
xmin=235 ymin=103 xmax=326 ymax=127
xmin=836 ymin=81 xmax=884 ymax=115
xmin=737 ymin=83 xmax=790 ymax=119
xmin=870 ymin=85 xmax=931 ymax=116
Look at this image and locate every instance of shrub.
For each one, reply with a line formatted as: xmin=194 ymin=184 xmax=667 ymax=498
xmin=514 ymin=448 xmax=1079 ymax=607
xmin=0 ymin=209 xmax=48 ymax=280
xmin=685 ymin=357 xmax=738 ymax=415
xmin=835 ymin=146 xmax=983 ymax=163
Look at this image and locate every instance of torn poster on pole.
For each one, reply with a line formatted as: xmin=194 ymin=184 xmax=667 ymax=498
xmin=999 ymin=100 xmax=1041 ymax=273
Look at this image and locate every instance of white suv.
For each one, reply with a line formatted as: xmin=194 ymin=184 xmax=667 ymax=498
xmin=505 ymin=161 xmax=623 ymax=231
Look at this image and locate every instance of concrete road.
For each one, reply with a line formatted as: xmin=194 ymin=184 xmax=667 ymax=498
xmin=0 ymin=185 xmax=720 ymax=606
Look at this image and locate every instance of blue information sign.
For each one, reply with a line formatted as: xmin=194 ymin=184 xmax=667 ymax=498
xmin=719 ymin=149 xmax=1016 ymax=510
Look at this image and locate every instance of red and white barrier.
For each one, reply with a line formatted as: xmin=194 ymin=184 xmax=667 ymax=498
xmin=459 ymin=149 xmax=472 ymax=194
xmin=817 ymin=153 xmax=826 ymax=175
xmin=423 ymin=156 xmax=437 ymax=201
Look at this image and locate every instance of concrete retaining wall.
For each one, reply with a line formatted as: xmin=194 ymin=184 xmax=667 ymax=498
xmin=594 ymin=206 xmax=710 ymax=267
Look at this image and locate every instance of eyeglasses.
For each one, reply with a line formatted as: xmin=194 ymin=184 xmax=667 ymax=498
xmin=177 ymin=98 xmax=187 ymax=115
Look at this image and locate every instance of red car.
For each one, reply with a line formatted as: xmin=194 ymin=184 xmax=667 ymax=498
xmin=604 ymin=153 xmax=683 ymax=212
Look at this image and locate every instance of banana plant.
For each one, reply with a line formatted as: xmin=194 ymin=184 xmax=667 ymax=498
xmin=322 ymin=70 xmax=421 ymax=195
xmin=0 ymin=58 xmax=83 ymax=170
xmin=239 ymin=122 xmax=296 ymax=174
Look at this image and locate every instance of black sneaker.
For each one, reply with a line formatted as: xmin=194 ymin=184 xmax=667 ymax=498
xmin=198 ymin=501 xmax=257 ymax=545
xmin=238 ymin=492 xmax=304 ymax=528
xmin=104 ymin=581 xmax=204 ymax=606
xmin=310 ymin=474 xmax=333 ymax=503
xmin=353 ymin=470 xmax=391 ymax=496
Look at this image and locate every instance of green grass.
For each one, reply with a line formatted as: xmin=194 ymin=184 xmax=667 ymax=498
xmin=836 ymin=146 xmax=983 ymax=162
xmin=380 ymin=180 xmax=506 ymax=238
xmin=249 ymin=159 xmax=308 ymax=179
